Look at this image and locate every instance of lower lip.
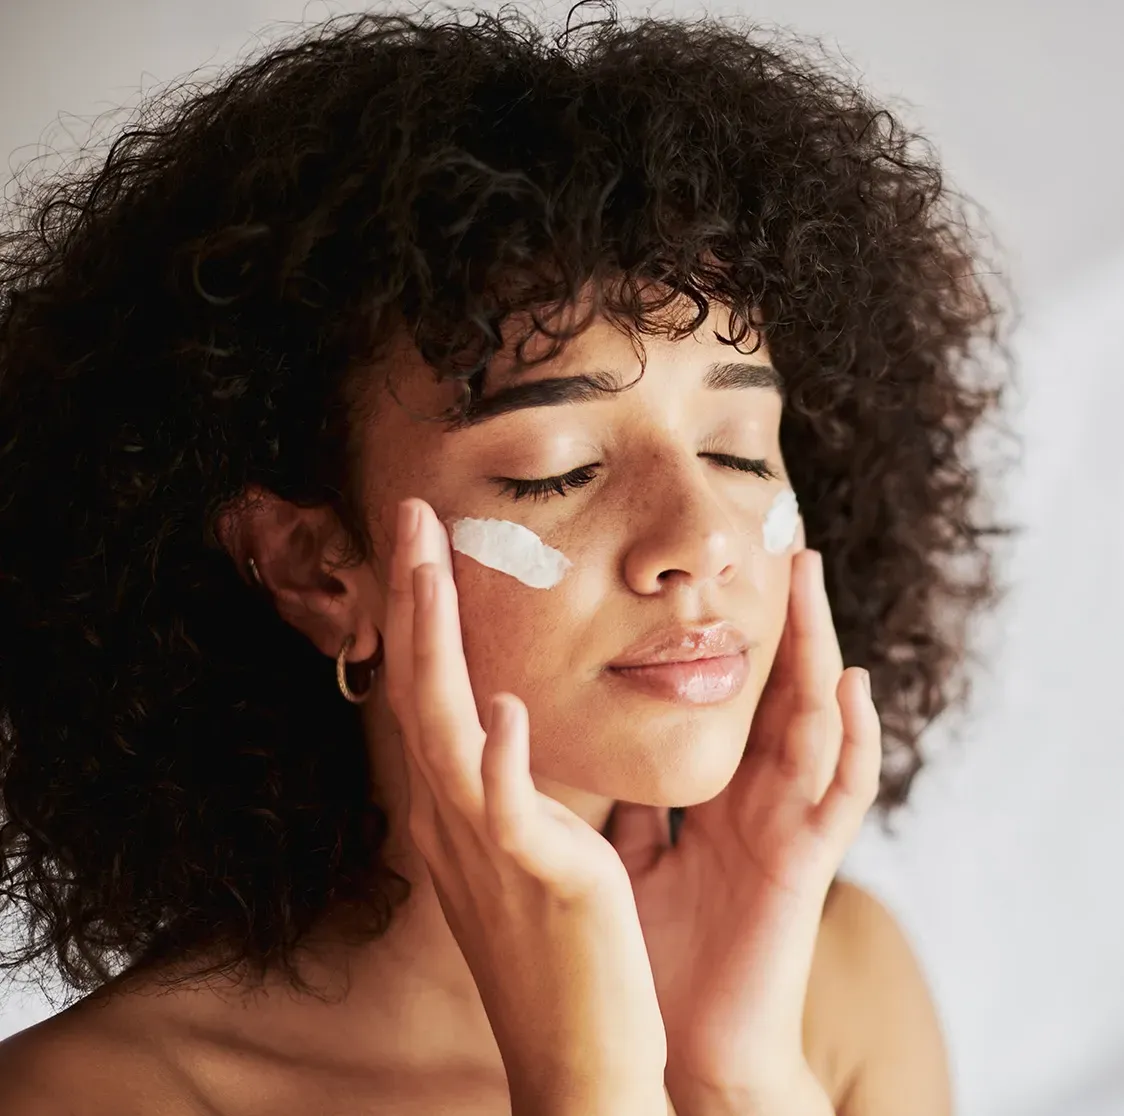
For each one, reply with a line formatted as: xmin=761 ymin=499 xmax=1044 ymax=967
xmin=606 ymin=651 xmax=749 ymax=705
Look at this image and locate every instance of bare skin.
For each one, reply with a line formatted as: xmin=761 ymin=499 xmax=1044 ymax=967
xmin=0 ymin=881 xmax=944 ymax=1115
xmin=0 ymin=293 xmax=952 ymax=1115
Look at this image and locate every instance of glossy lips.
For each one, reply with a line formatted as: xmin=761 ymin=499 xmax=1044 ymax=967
xmin=607 ymin=621 xmax=750 ymax=667
xmin=605 ymin=621 xmax=751 ymax=705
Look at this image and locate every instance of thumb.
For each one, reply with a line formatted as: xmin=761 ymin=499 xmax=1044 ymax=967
xmin=604 ymin=800 xmax=670 ymax=875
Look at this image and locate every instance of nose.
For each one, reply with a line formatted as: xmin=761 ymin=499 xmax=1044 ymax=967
xmin=620 ymin=454 xmax=742 ymax=595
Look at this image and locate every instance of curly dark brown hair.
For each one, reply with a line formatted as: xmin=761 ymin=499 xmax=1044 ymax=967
xmin=0 ymin=2 xmax=1012 ymax=1002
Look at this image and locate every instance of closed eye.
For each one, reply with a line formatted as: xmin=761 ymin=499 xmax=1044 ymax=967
xmin=493 ymin=454 xmax=780 ymax=502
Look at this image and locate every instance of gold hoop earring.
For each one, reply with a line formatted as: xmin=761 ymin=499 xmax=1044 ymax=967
xmin=336 ymin=633 xmax=378 ymax=704
xmin=247 ymin=556 xmax=265 ymax=587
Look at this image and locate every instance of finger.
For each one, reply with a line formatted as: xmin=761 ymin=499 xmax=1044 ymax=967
xmin=380 ymin=500 xmax=440 ymax=828
xmin=383 ymin=497 xmax=471 ymax=808
xmin=809 ymin=668 xmax=882 ymax=843
xmin=777 ymin=550 xmax=846 ymax=796
xmin=759 ymin=589 xmax=795 ymax=705
xmin=411 ymin=505 xmax=487 ymax=808
xmin=480 ymin=693 xmax=536 ymax=849
xmin=384 ymin=498 xmax=455 ymax=723
xmin=787 ymin=550 xmax=845 ymax=715
xmin=742 ymin=558 xmax=798 ymax=766
xmin=756 ymin=543 xmax=828 ymax=713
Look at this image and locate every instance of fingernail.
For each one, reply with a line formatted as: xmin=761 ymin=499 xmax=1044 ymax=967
xmin=487 ymin=695 xmax=508 ymax=735
xmin=398 ymin=500 xmax=420 ymax=546
xmin=860 ymin=669 xmax=872 ymax=697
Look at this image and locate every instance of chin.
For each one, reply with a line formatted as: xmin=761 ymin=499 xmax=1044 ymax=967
xmin=637 ymin=749 xmax=745 ymax=806
xmin=568 ymin=726 xmax=749 ymax=808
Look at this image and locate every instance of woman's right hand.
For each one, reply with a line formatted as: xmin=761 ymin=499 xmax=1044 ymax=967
xmin=382 ymin=497 xmax=668 ymax=1116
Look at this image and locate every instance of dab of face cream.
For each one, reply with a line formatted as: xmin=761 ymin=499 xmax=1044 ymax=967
xmin=449 ymin=516 xmax=572 ymax=589
xmin=762 ymin=488 xmax=800 ymax=554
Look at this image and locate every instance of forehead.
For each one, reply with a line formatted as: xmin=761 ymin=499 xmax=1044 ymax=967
xmin=373 ymin=292 xmax=769 ymax=421
xmin=355 ymin=297 xmax=777 ymax=500
xmin=364 ymin=280 xmax=777 ymax=447
xmin=483 ymin=293 xmax=767 ymax=385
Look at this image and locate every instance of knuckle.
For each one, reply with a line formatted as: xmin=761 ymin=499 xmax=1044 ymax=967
xmin=411 ymin=704 xmax=454 ymax=747
xmin=387 ymin=581 xmax=414 ymax=605
xmin=792 ymin=687 xmax=828 ymax=717
xmin=774 ymin=745 xmax=805 ymax=783
xmin=416 ymin=736 xmax=460 ymax=781
xmin=843 ymin=756 xmax=881 ymax=816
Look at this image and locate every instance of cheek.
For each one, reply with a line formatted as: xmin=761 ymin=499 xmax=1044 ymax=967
xmin=443 ymin=501 xmax=797 ymax=723
xmin=760 ymin=488 xmax=800 ymax=554
xmin=444 ymin=513 xmax=581 ymax=703
xmin=450 ymin=555 xmax=575 ymax=716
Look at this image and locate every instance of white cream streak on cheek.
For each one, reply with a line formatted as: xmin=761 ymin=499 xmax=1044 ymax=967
xmin=448 ymin=516 xmax=572 ymax=589
xmin=762 ymin=488 xmax=800 ymax=554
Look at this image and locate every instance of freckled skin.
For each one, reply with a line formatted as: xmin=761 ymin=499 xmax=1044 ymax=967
xmin=356 ymin=295 xmax=795 ymax=813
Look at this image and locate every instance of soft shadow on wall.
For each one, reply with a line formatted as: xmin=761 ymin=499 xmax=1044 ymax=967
xmin=843 ymin=250 xmax=1124 ymax=1116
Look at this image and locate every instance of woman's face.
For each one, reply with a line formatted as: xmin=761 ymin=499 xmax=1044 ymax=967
xmin=358 ymin=295 xmax=794 ymax=809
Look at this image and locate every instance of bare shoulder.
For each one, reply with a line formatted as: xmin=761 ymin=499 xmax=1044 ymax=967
xmin=0 ymin=1021 xmax=71 ymax=1114
xmin=819 ymin=878 xmax=922 ymax=972
xmin=806 ymin=879 xmax=953 ymax=1116
xmin=0 ymin=990 xmax=200 ymax=1116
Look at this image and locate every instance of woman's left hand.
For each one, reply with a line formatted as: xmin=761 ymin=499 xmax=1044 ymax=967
xmin=606 ymin=548 xmax=883 ymax=1114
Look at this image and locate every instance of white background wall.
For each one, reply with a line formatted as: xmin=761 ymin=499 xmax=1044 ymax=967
xmin=2 ymin=3 xmax=1122 ymax=1115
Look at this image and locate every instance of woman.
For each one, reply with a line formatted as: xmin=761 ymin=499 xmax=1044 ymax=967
xmin=0 ymin=4 xmax=1009 ymax=1113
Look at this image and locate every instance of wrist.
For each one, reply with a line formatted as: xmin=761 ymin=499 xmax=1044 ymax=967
xmin=666 ymin=1062 xmax=834 ymax=1116
xmin=508 ymin=1054 xmax=668 ymax=1116
xmin=509 ymin=1075 xmax=669 ymax=1116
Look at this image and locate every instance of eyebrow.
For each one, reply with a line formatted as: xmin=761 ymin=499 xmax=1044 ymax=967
xmin=444 ymin=360 xmax=783 ymax=431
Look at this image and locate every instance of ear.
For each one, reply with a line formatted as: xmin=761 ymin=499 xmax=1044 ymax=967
xmin=214 ymin=484 xmax=382 ymax=663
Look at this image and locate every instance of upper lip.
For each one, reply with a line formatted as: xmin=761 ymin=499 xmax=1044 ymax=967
xmin=607 ymin=621 xmax=751 ymax=668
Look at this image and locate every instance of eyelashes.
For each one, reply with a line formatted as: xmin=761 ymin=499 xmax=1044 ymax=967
xmin=495 ymin=454 xmax=780 ymax=503
xmin=498 ymin=463 xmax=600 ymax=501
